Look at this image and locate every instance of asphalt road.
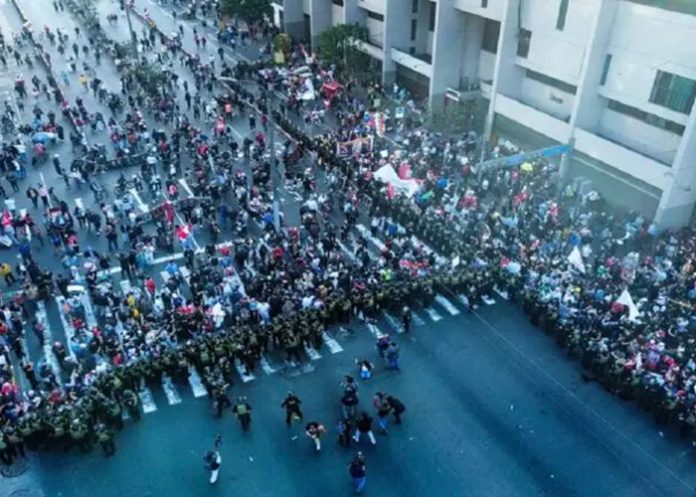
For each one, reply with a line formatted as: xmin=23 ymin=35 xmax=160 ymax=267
xmin=1 ymin=1 xmax=696 ymax=496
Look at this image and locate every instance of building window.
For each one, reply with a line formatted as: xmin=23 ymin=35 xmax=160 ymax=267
xmin=556 ymin=0 xmax=569 ymax=30
xmin=525 ymin=69 xmax=577 ymax=94
xmin=332 ymin=0 xmax=344 ymax=5
xmin=429 ymin=2 xmax=436 ymax=31
xmin=410 ymin=19 xmax=417 ymax=41
xmin=649 ymin=71 xmax=696 ymax=114
xmin=409 ymin=47 xmax=416 ymax=55
xmin=608 ymin=99 xmax=685 ymax=135
xmin=367 ymin=10 xmax=384 ymax=21
xmin=482 ymin=0 xmax=488 ymax=7
xmin=517 ymin=29 xmax=531 ymax=58
xmin=412 ymin=0 xmax=418 ymax=13
xmin=599 ymin=54 xmax=612 ymax=86
xmin=482 ymin=20 xmax=500 ymax=54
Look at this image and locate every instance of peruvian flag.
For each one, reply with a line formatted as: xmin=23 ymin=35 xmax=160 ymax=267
xmin=176 ymin=224 xmax=192 ymax=241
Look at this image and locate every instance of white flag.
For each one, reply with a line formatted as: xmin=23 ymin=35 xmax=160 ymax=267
xmin=615 ymin=288 xmax=640 ymax=321
xmin=567 ymin=247 xmax=585 ymax=273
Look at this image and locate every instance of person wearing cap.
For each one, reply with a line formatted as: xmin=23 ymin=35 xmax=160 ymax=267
xmin=281 ymin=391 xmax=303 ymax=426
xmin=232 ymin=396 xmax=252 ymax=431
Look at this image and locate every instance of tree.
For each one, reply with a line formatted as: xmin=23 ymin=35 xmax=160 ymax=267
xmin=425 ymin=98 xmax=478 ymax=135
xmin=317 ymin=24 xmax=370 ymax=75
xmin=220 ymin=0 xmax=272 ymax=24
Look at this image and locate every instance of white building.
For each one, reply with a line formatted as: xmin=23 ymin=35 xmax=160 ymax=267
xmin=272 ymin=0 xmax=696 ymax=228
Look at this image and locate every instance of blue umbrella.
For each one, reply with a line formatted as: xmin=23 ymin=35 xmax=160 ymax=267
xmin=32 ymin=131 xmax=56 ymax=143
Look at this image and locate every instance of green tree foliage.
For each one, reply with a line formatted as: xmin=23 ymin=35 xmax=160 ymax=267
xmin=220 ymin=0 xmax=272 ymax=24
xmin=426 ymin=99 xmax=478 ymax=134
xmin=317 ymin=24 xmax=370 ymax=74
xmin=134 ymin=63 xmax=167 ymax=96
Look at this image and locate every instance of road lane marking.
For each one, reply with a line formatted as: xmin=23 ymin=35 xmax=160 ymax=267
xmin=435 ymin=294 xmax=461 ymax=316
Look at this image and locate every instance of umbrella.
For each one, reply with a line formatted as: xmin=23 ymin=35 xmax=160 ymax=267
xmin=32 ymin=131 xmax=56 ymax=144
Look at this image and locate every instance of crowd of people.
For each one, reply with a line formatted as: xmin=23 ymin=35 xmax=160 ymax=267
xmin=0 ymin=1 xmax=424 ymax=479
xmin=0 ymin=1 xmax=695 ymax=492
xmin=274 ymin=64 xmax=696 ymax=441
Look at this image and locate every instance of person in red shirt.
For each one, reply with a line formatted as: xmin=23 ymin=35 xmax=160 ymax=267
xmin=145 ymin=277 xmax=156 ymax=296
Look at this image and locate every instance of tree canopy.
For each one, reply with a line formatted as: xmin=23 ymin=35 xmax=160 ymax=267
xmin=220 ymin=0 xmax=272 ymax=24
xmin=317 ymin=24 xmax=370 ymax=73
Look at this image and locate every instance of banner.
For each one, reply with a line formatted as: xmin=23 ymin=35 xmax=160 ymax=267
xmin=373 ymin=164 xmax=421 ymax=198
xmin=336 ymin=136 xmax=372 ymax=157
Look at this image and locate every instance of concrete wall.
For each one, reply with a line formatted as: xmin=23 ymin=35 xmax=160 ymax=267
xmin=495 ymin=93 xmax=570 ymax=143
xmin=519 ymin=76 xmax=574 ymax=121
xmin=366 ymin=16 xmax=384 ymax=47
xmin=573 ymin=128 xmax=671 ymax=192
xmin=331 ymin=3 xmax=343 ymax=25
xmin=282 ymin=0 xmax=305 ymax=40
xmin=310 ymin=0 xmax=332 ymax=49
xmin=518 ymin=0 xmax=596 ymax=84
xmin=356 ymin=0 xmax=385 ymax=15
xmin=382 ymin=0 xmax=414 ymax=86
xmin=599 ymin=109 xmax=681 ymax=165
xmin=479 ymin=51 xmax=495 ymax=82
xmin=453 ymin=0 xmax=505 ymax=20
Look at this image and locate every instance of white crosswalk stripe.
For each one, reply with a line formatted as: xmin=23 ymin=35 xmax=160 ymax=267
xmin=494 ymin=287 xmax=510 ymax=300
xmin=178 ymin=178 xmax=194 ymax=197
xmin=260 ymin=355 xmax=277 ymax=375
xmin=435 ymin=294 xmax=461 ymax=316
xmin=304 ymin=344 xmax=322 ymax=361
xmin=130 ymin=188 xmax=149 ymax=213
xmin=138 ymin=381 xmax=158 ymax=413
xmin=80 ymin=292 xmax=99 ymax=329
xmin=366 ymin=320 xmax=387 ymax=338
xmin=322 ymin=332 xmax=343 ymax=353
xmin=162 ymin=375 xmax=182 ymax=405
xmin=412 ymin=312 xmax=427 ymax=326
xmin=382 ymin=311 xmax=404 ymax=334
xmin=235 ymin=359 xmax=256 ymax=383
xmin=180 ymin=266 xmax=191 ymax=285
xmin=188 ymin=366 xmax=208 ymax=397
xmin=424 ymin=307 xmax=443 ymax=322
xmin=54 ymin=296 xmax=78 ymax=361
xmin=338 ymin=240 xmax=356 ymax=261
xmin=37 ymin=301 xmax=62 ymax=383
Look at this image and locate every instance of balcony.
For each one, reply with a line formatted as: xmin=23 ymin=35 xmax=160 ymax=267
xmin=354 ymin=39 xmax=384 ymax=61
xmin=390 ymin=47 xmax=433 ymax=78
xmin=574 ymin=128 xmax=671 ymax=191
xmin=494 ymin=93 xmax=570 ymax=143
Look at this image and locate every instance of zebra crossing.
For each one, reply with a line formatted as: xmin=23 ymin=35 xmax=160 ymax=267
xmin=42 ymin=264 xmax=486 ymax=417
xmin=37 ymin=223 xmax=495 ymax=418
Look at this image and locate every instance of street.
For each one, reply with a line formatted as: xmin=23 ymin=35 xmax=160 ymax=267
xmin=0 ymin=1 xmax=695 ymax=497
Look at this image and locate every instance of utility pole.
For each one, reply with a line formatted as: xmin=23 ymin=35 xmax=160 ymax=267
xmin=123 ymin=0 xmax=138 ymax=56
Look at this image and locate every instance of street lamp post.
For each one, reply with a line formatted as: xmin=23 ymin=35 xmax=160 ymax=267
xmin=123 ymin=0 xmax=138 ymax=56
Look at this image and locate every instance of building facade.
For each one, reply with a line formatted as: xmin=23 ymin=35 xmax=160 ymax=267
xmin=272 ymin=0 xmax=696 ymax=228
